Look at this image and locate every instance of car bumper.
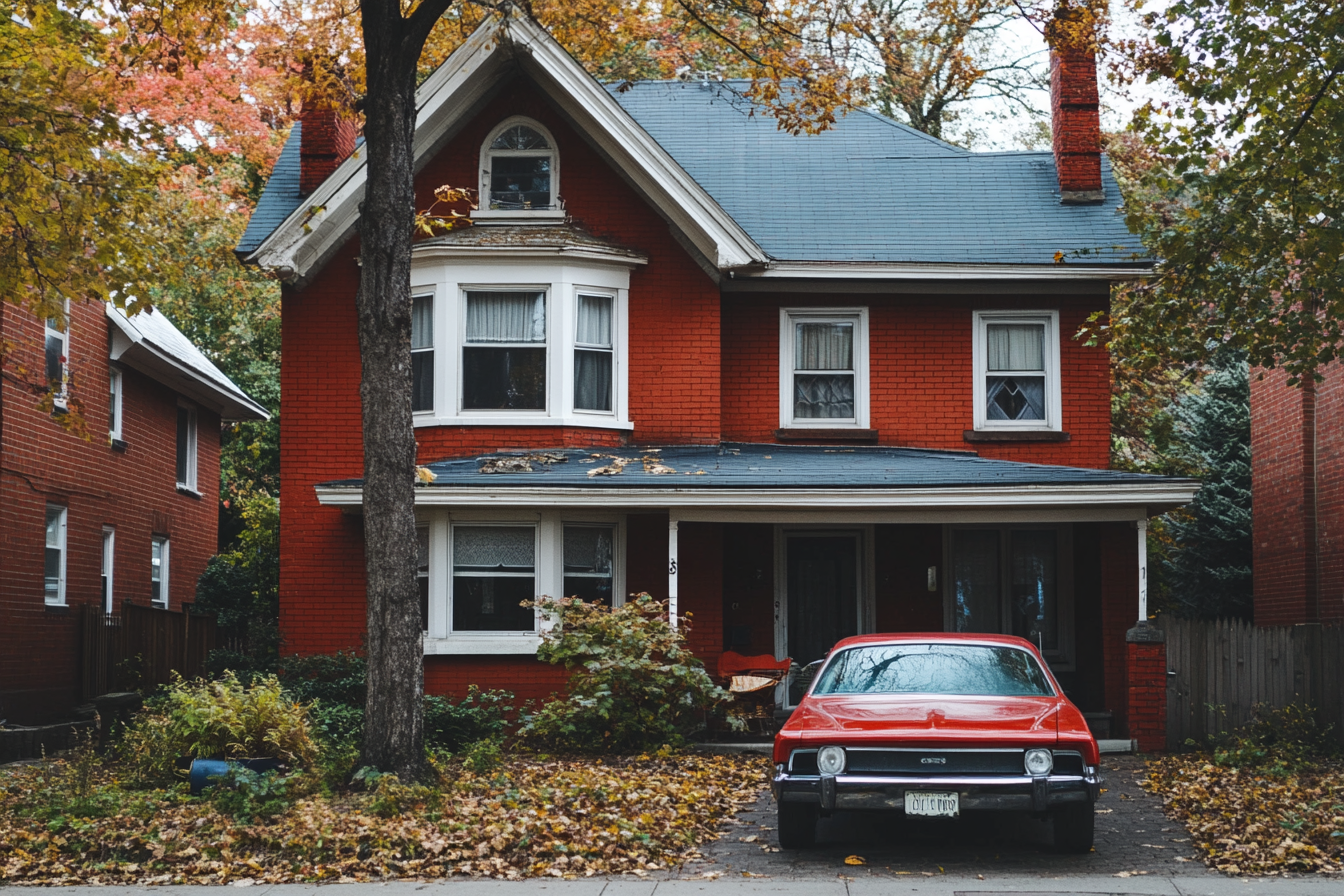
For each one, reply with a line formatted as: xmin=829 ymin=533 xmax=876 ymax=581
xmin=771 ymin=769 xmax=1103 ymax=814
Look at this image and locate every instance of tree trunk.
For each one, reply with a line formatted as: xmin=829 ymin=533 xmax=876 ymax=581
xmin=355 ymin=0 xmax=454 ymax=780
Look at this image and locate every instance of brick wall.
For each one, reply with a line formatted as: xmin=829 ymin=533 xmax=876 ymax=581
xmin=0 ymin=301 xmax=220 ymax=722
xmin=1252 ymin=365 xmax=1344 ymax=625
xmin=721 ymin=294 xmax=1111 ymax=467
xmin=1049 ymin=49 xmax=1103 ymax=196
xmin=299 ymin=104 xmax=358 ymax=196
xmin=1126 ymin=639 xmax=1167 ymax=752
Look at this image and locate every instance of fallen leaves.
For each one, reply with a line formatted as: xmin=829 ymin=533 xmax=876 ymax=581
xmin=843 ymin=854 xmax=866 ymax=865
xmin=0 ymin=751 xmax=772 ymax=884
xmin=1144 ymin=754 xmax=1344 ymax=874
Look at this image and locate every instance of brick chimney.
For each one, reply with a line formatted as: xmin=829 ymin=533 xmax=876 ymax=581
xmin=1047 ymin=8 xmax=1104 ymax=204
xmin=299 ymin=101 xmax=357 ymax=196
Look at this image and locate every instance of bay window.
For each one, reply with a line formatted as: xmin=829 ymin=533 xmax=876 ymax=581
xmin=574 ymin=294 xmax=613 ymax=413
xmin=462 ymin=291 xmax=547 ymax=410
xmin=411 ymin=295 xmax=434 ymax=412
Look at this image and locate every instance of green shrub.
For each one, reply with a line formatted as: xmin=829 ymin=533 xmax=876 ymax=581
xmin=518 ymin=593 xmax=729 ymax=753
xmin=210 ymin=766 xmax=303 ymax=821
xmin=424 ymin=687 xmax=513 ymax=751
xmin=1207 ymin=703 xmax=1339 ymax=771
xmin=277 ymin=651 xmax=366 ymax=706
xmin=122 ymin=671 xmax=319 ymax=785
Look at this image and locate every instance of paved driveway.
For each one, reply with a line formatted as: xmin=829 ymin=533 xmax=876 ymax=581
xmin=675 ymin=755 xmax=1213 ymax=881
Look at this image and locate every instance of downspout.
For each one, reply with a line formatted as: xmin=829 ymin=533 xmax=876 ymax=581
xmin=1304 ymin=381 xmax=1320 ymax=621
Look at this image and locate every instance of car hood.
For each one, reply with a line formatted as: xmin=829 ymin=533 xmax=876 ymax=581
xmin=778 ymin=694 xmax=1062 ymax=751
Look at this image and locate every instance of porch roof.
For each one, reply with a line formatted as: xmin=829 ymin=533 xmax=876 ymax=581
xmin=315 ymin=444 xmax=1198 ymax=516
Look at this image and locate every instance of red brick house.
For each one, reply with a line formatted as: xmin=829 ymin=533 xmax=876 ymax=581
xmin=0 ymin=301 xmax=267 ymax=723
xmin=1251 ymin=367 xmax=1344 ymax=625
xmin=237 ymin=16 xmax=1196 ymax=748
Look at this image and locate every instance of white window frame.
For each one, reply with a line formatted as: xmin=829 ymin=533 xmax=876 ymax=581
xmin=421 ymin=509 xmax=625 ymax=655
xmin=572 ymin=292 xmax=617 ymax=417
xmin=458 ymin=286 xmax=551 ymax=416
xmin=409 ymin=257 xmax=633 ymax=430
xmin=176 ymin=401 xmax=198 ymax=492
xmin=108 ymin=368 xmax=123 ymax=442
xmin=44 ymin=504 xmax=68 ymax=606
xmin=151 ymin=536 xmax=170 ymax=608
xmin=778 ymin=308 xmax=870 ymax=429
xmin=101 ymin=526 xmax=116 ymax=614
xmin=45 ymin=301 xmax=70 ymax=410
xmin=972 ymin=310 xmax=1062 ymax=432
xmin=473 ymin=116 xmax=564 ymax=224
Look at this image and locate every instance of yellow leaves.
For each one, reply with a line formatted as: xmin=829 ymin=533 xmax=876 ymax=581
xmin=843 ymin=854 xmax=866 ymax=865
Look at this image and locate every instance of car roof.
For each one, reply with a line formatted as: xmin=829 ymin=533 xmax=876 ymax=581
xmin=827 ymin=632 xmax=1041 ymax=652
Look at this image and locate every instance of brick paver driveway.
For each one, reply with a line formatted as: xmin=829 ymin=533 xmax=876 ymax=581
xmin=675 ymin=755 xmax=1213 ymax=881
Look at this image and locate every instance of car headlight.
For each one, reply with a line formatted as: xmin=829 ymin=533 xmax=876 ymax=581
xmin=816 ymin=745 xmax=846 ymax=776
xmin=1024 ymin=748 xmax=1053 ymax=776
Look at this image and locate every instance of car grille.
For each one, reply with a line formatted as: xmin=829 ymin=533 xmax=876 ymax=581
xmin=788 ymin=748 xmax=1085 ymax=777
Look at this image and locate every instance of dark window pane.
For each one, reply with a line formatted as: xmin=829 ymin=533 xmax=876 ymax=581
xmin=953 ymin=529 xmax=1000 ymax=633
xmin=489 ymin=156 xmax=551 ymax=208
xmin=412 ymin=351 xmax=434 ymax=411
xmin=45 ymin=547 xmax=61 ymax=600
xmin=490 ymin=125 xmax=549 ymax=150
xmin=574 ymin=350 xmax=612 ymax=411
xmin=463 ymin=347 xmax=546 ymax=410
xmin=563 ymin=525 xmax=614 ymax=603
xmin=1011 ymin=530 xmax=1058 ymax=651
xmin=417 ymin=527 xmax=430 ymax=632
xmin=986 ymin=375 xmax=1045 ymax=420
xmin=451 ymin=576 xmax=536 ymax=631
xmin=45 ymin=334 xmax=62 ymax=385
xmin=176 ymin=407 xmax=191 ymax=482
xmin=793 ymin=374 xmax=854 ymax=419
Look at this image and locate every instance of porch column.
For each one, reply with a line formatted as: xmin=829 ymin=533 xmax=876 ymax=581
xmin=668 ymin=515 xmax=679 ymax=629
xmin=1136 ymin=518 xmax=1149 ymax=623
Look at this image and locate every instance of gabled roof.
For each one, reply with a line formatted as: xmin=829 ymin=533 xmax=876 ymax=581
xmin=314 ymin=443 xmax=1197 ymax=513
xmin=238 ymin=13 xmax=1149 ymax=283
xmin=106 ymin=304 xmax=270 ymax=421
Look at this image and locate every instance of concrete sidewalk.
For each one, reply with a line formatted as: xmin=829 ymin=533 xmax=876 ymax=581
xmin=16 ymin=876 xmax=1342 ymax=896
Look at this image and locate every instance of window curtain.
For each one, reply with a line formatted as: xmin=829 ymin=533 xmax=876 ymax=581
xmin=411 ymin=296 xmax=433 ymax=349
xmin=986 ymin=324 xmax=1044 ymax=371
xmin=575 ymin=295 xmax=613 ymax=412
xmin=453 ymin=527 xmax=535 ymax=570
xmin=576 ymin=295 xmax=612 ymax=347
xmin=466 ymin=292 xmax=546 ymax=343
xmin=793 ymin=375 xmax=855 ymax=419
xmin=953 ymin=529 xmax=1000 ymax=633
xmin=795 ymin=322 xmax=853 ymax=370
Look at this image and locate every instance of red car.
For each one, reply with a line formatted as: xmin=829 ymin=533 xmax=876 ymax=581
xmin=771 ymin=633 xmax=1102 ymax=853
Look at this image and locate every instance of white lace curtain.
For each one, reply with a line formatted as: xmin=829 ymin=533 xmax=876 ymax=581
xmin=466 ymin=292 xmax=546 ymax=343
xmin=795 ymin=322 xmax=853 ymax=371
xmin=454 ymin=527 xmax=535 ymax=571
xmin=986 ymin=324 xmax=1044 ymax=372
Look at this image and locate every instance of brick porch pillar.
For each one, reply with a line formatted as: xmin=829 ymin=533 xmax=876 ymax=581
xmin=1125 ymin=623 xmax=1167 ymax=752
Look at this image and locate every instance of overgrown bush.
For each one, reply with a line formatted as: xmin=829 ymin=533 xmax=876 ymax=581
xmin=122 ymin=671 xmax=318 ymax=785
xmin=276 ymin=651 xmax=368 ymax=746
xmin=1205 ymin=703 xmax=1339 ymax=772
xmin=211 ymin=766 xmax=303 ymax=821
xmin=518 ymin=593 xmax=728 ymax=753
xmin=424 ymin=687 xmax=513 ymax=751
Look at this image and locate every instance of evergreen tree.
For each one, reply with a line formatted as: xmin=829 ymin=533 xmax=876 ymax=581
xmin=1159 ymin=356 xmax=1253 ymax=619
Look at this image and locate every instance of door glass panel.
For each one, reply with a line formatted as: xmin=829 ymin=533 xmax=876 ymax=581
xmin=787 ymin=535 xmax=858 ymax=704
xmin=1011 ymin=529 xmax=1057 ymax=651
xmin=952 ymin=529 xmax=1000 ymax=633
xmin=563 ymin=525 xmax=614 ymax=603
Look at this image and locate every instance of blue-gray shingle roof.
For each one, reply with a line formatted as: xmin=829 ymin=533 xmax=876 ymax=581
xmin=238 ymin=83 xmax=1145 ymax=267
xmin=318 ymin=443 xmax=1190 ymax=491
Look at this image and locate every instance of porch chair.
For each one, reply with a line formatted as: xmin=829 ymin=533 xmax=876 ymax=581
xmin=716 ymin=651 xmax=792 ymax=735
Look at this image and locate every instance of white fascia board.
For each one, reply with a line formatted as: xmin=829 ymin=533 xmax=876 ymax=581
xmin=315 ymin=481 xmax=1199 ymax=513
xmin=246 ymin=15 xmax=766 ymax=283
xmin=411 ymin=242 xmax=648 ymax=268
xmin=740 ymin=262 xmax=1154 ymax=281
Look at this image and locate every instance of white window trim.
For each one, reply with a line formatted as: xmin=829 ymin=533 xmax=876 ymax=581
xmin=410 ymin=259 xmax=633 ymax=430
xmin=942 ymin=523 xmax=1075 ymax=669
xmin=778 ymin=307 xmax=870 ymax=429
xmin=421 ymin=509 xmax=624 ymax=655
xmin=101 ymin=526 xmax=116 ymax=614
xmin=176 ymin=401 xmax=199 ymax=492
xmin=108 ymin=368 xmax=123 ymax=442
xmin=44 ymin=504 xmax=68 ymax=606
xmin=151 ymin=536 xmax=170 ymax=608
xmin=45 ymin=302 xmax=70 ymax=410
xmin=971 ymin=310 xmax=1062 ymax=432
xmin=473 ymin=115 xmax=565 ymax=224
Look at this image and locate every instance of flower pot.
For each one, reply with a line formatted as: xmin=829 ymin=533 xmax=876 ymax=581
xmin=188 ymin=757 xmax=285 ymax=795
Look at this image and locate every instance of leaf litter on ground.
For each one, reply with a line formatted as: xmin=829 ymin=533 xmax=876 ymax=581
xmin=0 ymin=751 xmax=771 ymax=884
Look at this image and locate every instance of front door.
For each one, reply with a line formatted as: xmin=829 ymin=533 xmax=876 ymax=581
xmin=784 ymin=533 xmax=860 ymax=705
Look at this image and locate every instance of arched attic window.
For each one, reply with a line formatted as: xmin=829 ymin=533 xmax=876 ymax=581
xmin=479 ymin=118 xmax=560 ymax=216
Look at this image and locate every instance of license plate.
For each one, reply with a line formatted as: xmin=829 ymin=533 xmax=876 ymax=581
xmin=904 ymin=791 xmax=959 ymax=817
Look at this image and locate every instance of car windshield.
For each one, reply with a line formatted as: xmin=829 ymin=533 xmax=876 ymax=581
xmin=811 ymin=643 xmax=1055 ymax=697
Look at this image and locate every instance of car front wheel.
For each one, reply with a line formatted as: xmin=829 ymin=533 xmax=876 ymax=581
xmin=777 ymin=801 xmax=818 ymax=849
xmin=1051 ymin=803 xmax=1095 ymax=854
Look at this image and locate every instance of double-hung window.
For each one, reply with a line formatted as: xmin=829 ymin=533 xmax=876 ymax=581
xmin=481 ymin=119 xmax=558 ymax=212
xmin=417 ymin=526 xmax=430 ymax=633
xmin=972 ymin=311 xmax=1061 ymax=431
xmin=451 ymin=526 xmax=537 ymax=632
xmin=780 ymin=309 xmax=869 ymax=428
xmin=44 ymin=505 xmax=67 ymax=605
xmin=108 ymin=369 xmax=123 ymax=442
xmin=574 ymin=294 xmax=613 ymax=413
xmin=462 ymin=291 xmax=547 ymax=410
xmin=151 ymin=536 xmax=169 ymax=607
xmin=411 ymin=295 xmax=434 ymax=412
xmin=101 ymin=527 xmax=116 ymax=613
xmin=45 ymin=304 xmax=69 ymax=408
xmin=176 ymin=402 xmax=198 ymax=491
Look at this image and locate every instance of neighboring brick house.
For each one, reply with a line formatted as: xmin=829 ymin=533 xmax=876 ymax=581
xmin=237 ymin=16 xmax=1196 ymax=748
xmin=1251 ymin=367 xmax=1344 ymax=625
xmin=0 ymin=301 xmax=267 ymax=723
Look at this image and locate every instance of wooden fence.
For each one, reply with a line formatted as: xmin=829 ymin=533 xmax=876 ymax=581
xmin=80 ymin=602 xmax=218 ymax=699
xmin=1161 ymin=615 xmax=1344 ymax=751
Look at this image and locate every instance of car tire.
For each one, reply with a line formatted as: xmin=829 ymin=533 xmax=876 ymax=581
xmin=777 ymin=801 xmax=818 ymax=849
xmin=1052 ymin=803 xmax=1095 ymax=854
